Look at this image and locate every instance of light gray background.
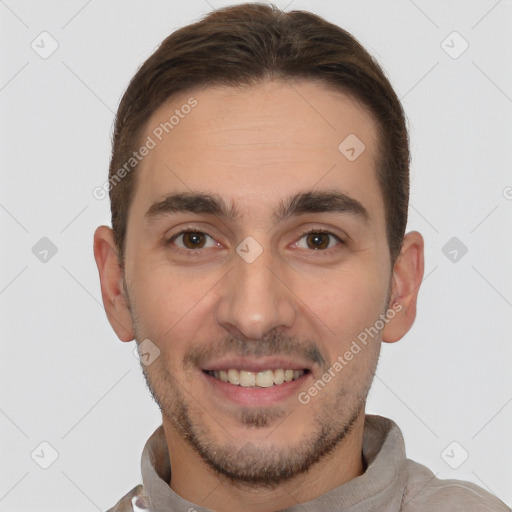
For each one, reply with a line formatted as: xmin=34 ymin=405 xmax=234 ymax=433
xmin=1 ymin=0 xmax=511 ymax=510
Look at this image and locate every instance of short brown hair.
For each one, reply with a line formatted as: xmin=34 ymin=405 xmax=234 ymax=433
xmin=109 ymin=3 xmax=409 ymax=267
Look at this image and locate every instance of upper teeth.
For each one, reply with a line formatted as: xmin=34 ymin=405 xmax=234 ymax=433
xmin=208 ymin=369 xmax=305 ymax=387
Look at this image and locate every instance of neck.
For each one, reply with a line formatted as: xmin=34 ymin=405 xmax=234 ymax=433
xmin=163 ymin=411 xmax=366 ymax=512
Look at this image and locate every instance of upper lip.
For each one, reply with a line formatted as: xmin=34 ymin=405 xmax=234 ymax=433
xmin=202 ymin=356 xmax=312 ymax=373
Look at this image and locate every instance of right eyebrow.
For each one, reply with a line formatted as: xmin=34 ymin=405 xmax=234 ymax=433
xmin=144 ymin=192 xmax=239 ymax=224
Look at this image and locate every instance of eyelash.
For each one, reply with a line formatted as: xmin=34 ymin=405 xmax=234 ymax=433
xmin=166 ymin=226 xmax=345 ymax=254
xmin=294 ymin=228 xmax=344 ymax=252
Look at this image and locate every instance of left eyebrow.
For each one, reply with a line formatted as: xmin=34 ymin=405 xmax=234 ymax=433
xmin=273 ymin=190 xmax=371 ymax=225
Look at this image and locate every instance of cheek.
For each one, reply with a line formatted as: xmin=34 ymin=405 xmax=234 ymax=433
xmin=289 ymin=264 xmax=388 ymax=380
xmin=129 ymin=262 xmax=220 ymax=346
xmin=295 ymin=262 xmax=387 ymax=332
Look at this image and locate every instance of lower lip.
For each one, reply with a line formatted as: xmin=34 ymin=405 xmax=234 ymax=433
xmin=202 ymin=371 xmax=311 ymax=406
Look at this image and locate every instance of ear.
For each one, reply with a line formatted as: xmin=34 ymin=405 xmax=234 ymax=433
xmin=93 ymin=225 xmax=134 ymax=342
xmin=381 ymin=231 xmax=424 ymax=344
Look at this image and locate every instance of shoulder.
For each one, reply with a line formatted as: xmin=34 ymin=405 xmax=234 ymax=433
xmin=105 ymin=484 xmax=151 ymax=512
xmin=402 ymin=459 xmax=510 ymax=511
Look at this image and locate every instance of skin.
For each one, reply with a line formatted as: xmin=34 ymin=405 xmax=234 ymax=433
xmin=94 ymin=79 xmax=424 ymax=511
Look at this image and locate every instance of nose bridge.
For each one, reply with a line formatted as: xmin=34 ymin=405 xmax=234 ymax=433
xmin=216 ymin=243 xmax=296 ymax=339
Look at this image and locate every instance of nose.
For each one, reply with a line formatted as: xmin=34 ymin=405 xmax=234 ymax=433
xmin=215 ymin=245 xmax=297 ymax=340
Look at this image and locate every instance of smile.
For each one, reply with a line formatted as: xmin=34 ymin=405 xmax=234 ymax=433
xmin=204 ymin=369 xmax=307 ymax=387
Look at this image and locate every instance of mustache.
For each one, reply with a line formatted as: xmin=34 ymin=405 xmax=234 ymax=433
xmin=183 ymin=330 xmax=327 ymax=370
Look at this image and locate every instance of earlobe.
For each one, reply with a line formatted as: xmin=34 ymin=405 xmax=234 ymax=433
xmin=93 ymin=226 xmax=134 ymax=342
xmin=381 ymin=231 xmax=425 ymax=344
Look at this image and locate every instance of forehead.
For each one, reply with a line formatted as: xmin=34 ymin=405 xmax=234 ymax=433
xmin=130 ymin=79 xmax=383 ymax=227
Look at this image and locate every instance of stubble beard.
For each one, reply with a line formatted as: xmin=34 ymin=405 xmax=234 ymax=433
xmin=125 ymin=281 xmax=382 ymax=489
xmin=137 ymin=348 xmax=376 ymax=490
xmin=142 ymin=362 xmax=368 ymax=489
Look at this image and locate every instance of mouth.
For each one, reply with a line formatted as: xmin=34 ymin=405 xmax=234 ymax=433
xmin=203 ymin=368 xmax=309 ymax=388
xmin=200 ymin=357 xmax=314 ymax=406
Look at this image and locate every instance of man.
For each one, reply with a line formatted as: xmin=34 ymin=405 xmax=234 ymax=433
xmin=94 ymin=3 xmax=509 ymax=511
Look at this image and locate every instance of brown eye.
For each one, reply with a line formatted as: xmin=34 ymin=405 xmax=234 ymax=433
xmin=182 ymin=232 xmax=206 ymax=249
xmin=296 ymin=231 xmax=342 ymax=251
xmin=172 ymin=231 xmax=216 ymax=250
xmin=306 ymin=233 xmax=330 ymax=250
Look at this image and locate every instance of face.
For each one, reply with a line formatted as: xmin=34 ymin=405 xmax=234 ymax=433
xmin=114 ymin=79 xmax=398 ymax=486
